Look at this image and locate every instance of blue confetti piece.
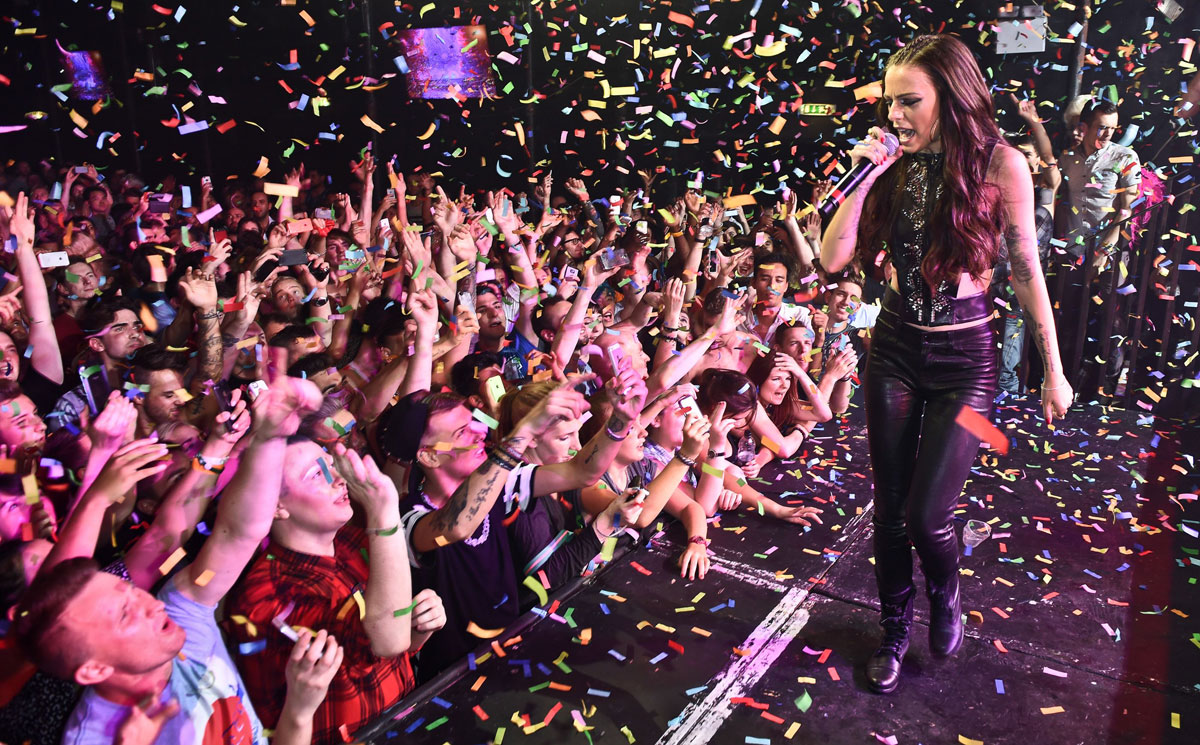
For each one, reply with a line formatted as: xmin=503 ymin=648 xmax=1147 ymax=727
xmin=404 ymin=718 xmax=425 ymax=734
xmin=238 ymin=640 xmax=267 ymax=655
xmin=587 ymin=688 xmax=611 ymax=698
xmin=607 ymin=649 xmax=626 ymax=662
xmin=600 ymin=603 xmax=610 ymax=615
xmin=995 ymin=679 xmax=1005 ymax=695
xmin=317 ymin=457 xmax=333 ymax=484
xmin=431 ymin=697 xmax=452 ymax=709
xmin=649 ymin=652 xmax=668 ymax=664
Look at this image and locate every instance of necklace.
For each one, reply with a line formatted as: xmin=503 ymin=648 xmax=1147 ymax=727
xmin=421 ymin=492 xmax=490 ymax=547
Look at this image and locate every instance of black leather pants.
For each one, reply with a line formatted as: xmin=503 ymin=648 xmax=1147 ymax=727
xmin=864 ymin=306 xmax=998 ymax=616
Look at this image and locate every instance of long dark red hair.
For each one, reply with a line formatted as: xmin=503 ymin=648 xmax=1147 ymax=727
xmin=856 ymin=35 xmax=1006 ymax=289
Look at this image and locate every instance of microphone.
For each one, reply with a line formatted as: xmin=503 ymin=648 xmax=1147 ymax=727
xmin=818 ymin=133 xmax=901 ymax=217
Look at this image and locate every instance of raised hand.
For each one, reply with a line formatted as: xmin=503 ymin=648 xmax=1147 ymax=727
xmin=84 ymin=438 xmax=172 ymax=505
xmin=606 ymin=365 xmax=648 ymax=426
xmin=209 ymin=389 xmax=251 ymax=451
xmin=1009 ymin=93 xmax=1040 ymax=124
xmin=284 ymin=629 xmax=344 ymax=720
xmin=406 ymin=285 xmax=439 ymax=334
xmin=432 ymin=186 xmax=462 ymax=236
xmin=6 ymin=192 xmax=35 ymax=249
xmin=332 ymin=442 xmax=398 ymax=518
xmin=565 ymin=177 xmax=590 ymax=203
xmin=87 ymin=391 xmax=138 ymax=452
xmin=178 ymin=266 xmax=219 ymax=311
xmin=207 ymin=228 xmax=233 ymax=266
xmin=705 ymin=401 xmax=736 ymax=458
xmin=517 ymin=374 xmax=593 ymax=435
xmin=446 ymin=224 xmax=478 ymax=262
xmin=249 ymin=349 xmax=323 ymax=440
xmin=679 ymin=411 xmax=711 ymax=462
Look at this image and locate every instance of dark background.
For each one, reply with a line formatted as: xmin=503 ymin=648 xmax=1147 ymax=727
xmin=0 ymin=0 xmax=1196 ymax=196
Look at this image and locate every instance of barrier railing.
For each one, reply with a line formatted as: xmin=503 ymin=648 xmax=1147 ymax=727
xmin=1045 ymin=178 xmax=1200 ymax=416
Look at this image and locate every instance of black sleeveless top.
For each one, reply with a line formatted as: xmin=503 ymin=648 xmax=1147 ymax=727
xmin=885 ymin=142 xmax=1004 ymax=327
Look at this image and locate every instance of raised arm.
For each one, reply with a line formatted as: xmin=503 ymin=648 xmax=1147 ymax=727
xmin=552 ymin=260 xmax=620 ymax=365
xmin=178 ymin=360 xmax=322 ymax=606
xmin=333 ymin=444 xmax=413 ymax=657
xmin=40 ymin=439 xmax=169 ymax=577
xmin=821 ymin=127 xmax=899 ymax=273
xmin=530 ymin=367 xmax=646 ymax=495
xmin=176 ymin=268 xmax=224 ymax=414
xmin=124 ymin=398 xmax=251 ymax=590
xmin=408 ymin=378 xmax=589 ymax=552
xmin=8 ymin=193 xmax=63 ymax=383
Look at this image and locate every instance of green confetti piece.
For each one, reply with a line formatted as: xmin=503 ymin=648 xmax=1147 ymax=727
xmin=425 ymin=716 xmax=449 ymax=731
xmin=472 ymin=408 xmax=500 ymax=430
xmin=393 ymin=599 xmax=418 ymax=617
xmin=523 ymin=574 xmax=549 ymax=607
xmin=795 ymin=689 xmax=813 ymax=713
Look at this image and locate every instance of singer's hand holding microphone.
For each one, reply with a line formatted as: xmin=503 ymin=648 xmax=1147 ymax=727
xmin=819 ymin=127 xmax=902 ymax=216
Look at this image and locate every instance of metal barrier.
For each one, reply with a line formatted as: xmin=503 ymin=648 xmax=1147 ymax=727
xmin=1046 ymin=178 xmax=1200 ymax=417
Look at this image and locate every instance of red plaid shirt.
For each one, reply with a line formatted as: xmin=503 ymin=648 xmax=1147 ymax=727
xmin=222 ymin=525 xmax=415 ymax=744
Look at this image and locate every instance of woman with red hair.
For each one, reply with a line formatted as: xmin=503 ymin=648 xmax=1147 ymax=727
xmin=821 ymin=35 xmax=1073 ymax=694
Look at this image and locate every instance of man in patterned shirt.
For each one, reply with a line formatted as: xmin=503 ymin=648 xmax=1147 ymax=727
xmin=223 ymin=438 xmax=446 ymax=744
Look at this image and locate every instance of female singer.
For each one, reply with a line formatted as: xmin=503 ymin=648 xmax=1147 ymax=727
xmin=821 ymin=35 xmax=1073 ymax=694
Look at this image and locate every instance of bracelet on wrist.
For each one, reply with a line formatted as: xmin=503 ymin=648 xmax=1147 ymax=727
xmin=675 ymin=452 xmax=698 ymax=469
xmin=605 ymin=424 xmax=630 ymax=441
xmin=192 ymin=454 xmax=225 ymax=474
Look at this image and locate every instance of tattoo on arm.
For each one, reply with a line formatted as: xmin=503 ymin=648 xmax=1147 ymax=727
xmin=430 ymin=460 xmax=503 ymax=534
xmin=1006 ymin=223 xmax=1036 ymax=286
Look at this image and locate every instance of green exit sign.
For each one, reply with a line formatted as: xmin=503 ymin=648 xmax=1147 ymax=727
xmin=800 ymin=103 xmax=836 ymax=116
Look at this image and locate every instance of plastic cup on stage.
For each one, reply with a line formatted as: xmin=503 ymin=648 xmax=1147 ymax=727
xmin=963 ymin=520 xmax=992 ymax=552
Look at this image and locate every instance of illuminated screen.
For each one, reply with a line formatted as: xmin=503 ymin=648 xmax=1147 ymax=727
xmin=397 ymin=25 xmax=496 ymax=99
xmin=61 ymin=49 xmax=111 ymax=101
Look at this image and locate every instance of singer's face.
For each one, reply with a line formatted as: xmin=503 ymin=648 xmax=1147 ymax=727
xmin=883 ymin=65 xmax=941 ymax=155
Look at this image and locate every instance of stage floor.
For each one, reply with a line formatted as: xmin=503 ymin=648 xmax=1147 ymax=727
xmin=355 ymin=400 xmax=1199 ymax=745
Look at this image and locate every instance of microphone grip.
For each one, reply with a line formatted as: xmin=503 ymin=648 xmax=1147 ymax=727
xmin=818 ymin=161 xmax=875 ymax=217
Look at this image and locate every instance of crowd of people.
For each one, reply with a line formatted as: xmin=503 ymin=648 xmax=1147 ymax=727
xmin=0 ymin=45 xmax=1163 ymax=742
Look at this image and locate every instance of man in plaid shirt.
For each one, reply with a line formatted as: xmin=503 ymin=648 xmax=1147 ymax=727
xmin=223 ymin=438 xmax=445 ymax=744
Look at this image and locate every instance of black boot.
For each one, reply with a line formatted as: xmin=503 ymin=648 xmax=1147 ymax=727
xmin=866 ymin=591 xmax=913 ymax=694
xmin=928 ymin=576 xmax=963 ymax=658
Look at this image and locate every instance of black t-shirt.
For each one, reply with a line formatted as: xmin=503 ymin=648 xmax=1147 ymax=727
xmin=19 ymin=366 xmax=66 ymax=421
xmin=506 ymin=478 xmax=602 ymax=609
xmin=399 ymin=481 xmax=523 ymax=683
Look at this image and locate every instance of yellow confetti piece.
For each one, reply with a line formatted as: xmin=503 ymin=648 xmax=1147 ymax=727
xmin=522 ymin=575 xmax=549 ymax=607
xmin=467 ymin=621 xmax=506 ymax=639
xmin=159 ymin=547 xmax=188 ymax=575
xmin=958 ymin=737 xmax=984 ymax=745
xmin=328 ymin=64 xmax=346 ymax=80
xmin=690 ymin=626 xmax=712 ymax=637
xmin=434 ymin=534 xmax=450 ymax=547
xmin=263 ymin=182 xmax=300 ymax=197
xmin=1040 ymin=706 xmax=1064 ymax=715
xmin=252 ymin=157 xmax=270 ymax=179
xmin=416 ymin=122 xmax=436 ymax=140
xmin=193 ymin=569 xmax=215 ymax=587
xmin=722 ymin=194 xmax=757 ymax=209
xmin=69 ymin=110 xmax=89 ymax=130
xmin=360 ymin=114 xmax=386 ymax=133
xmin=22 ymin=472 xmax=39 ymax=504
xmin=173 ymin=388 xmax=194 ymax=403
xmin=784 ymin=721 xmax=801 ymax=739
